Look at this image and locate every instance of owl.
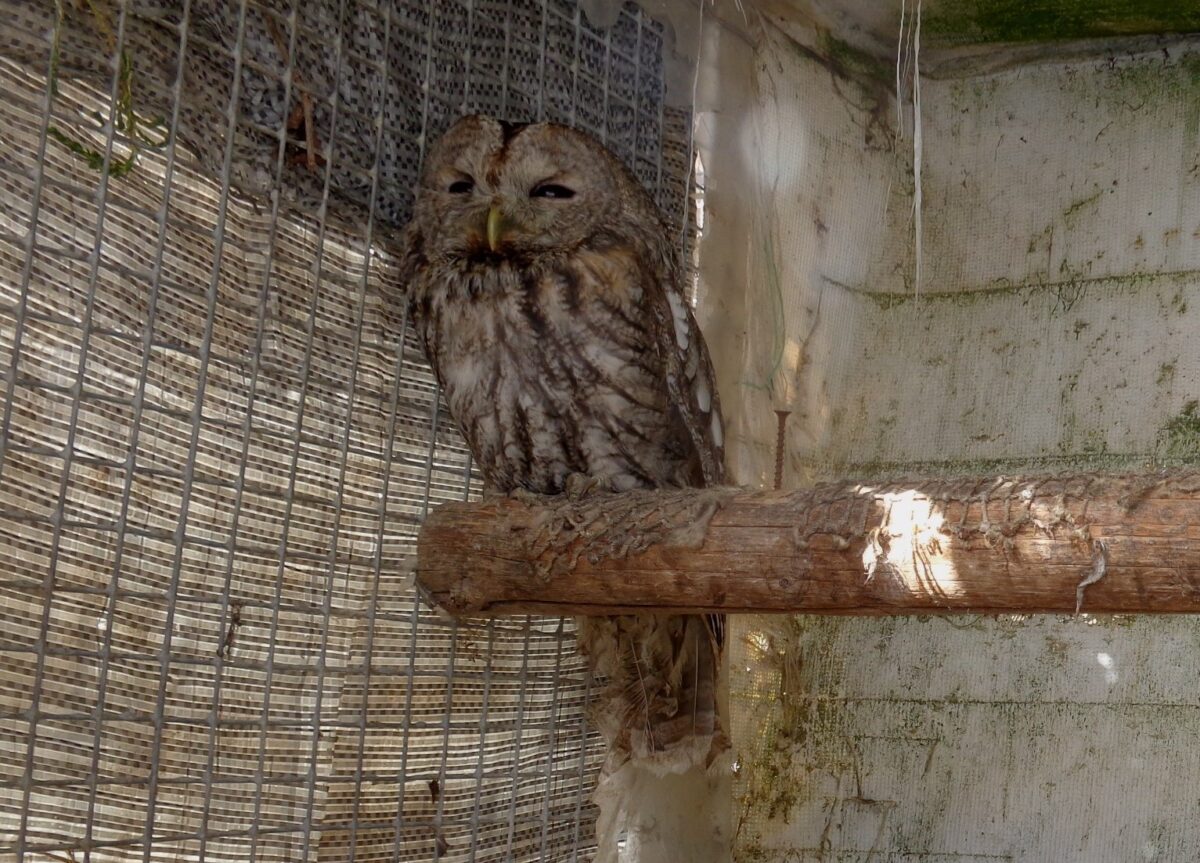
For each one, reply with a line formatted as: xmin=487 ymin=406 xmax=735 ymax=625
xmin=399 ymin=114 xmax=726 ymax=773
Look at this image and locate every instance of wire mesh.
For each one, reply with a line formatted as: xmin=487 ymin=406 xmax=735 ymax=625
xmin=0 ymin=0 xmax=695 ymax=860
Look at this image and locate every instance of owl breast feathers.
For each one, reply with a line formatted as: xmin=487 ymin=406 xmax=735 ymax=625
xmin=398 ymin=114 xmax=723 ymax=496
xmin=399 ymin=115 xmax=726 ymax=773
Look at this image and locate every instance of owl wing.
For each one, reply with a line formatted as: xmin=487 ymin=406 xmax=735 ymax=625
xmin=396 ymin=218 xmax=424 ymax=287
xmin=395 ymin=219 xmax=439 ymax=363
xmin=644 ymin=238 xmax=725 ymax=488
xmin=395 ymin=220 xmax=426 ymax=307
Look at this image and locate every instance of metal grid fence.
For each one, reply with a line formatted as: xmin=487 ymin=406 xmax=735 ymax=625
xmin=0 ymin=0 xmax=695 ymax=860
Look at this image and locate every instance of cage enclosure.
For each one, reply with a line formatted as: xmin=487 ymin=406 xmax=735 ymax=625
xmin=3 ymin=0 xmax=1200 ymax=861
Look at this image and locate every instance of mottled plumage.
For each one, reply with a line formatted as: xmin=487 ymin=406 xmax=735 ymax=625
xmin=399 ymin=114 xmax=725 ymax=770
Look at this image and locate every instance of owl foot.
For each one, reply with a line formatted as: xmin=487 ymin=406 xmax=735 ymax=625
xmin=506 ymin=488 xmax=546 ymax=506
xmin=563 ymin=473 xmax=603 ymax=501
xmin=481 ymin=483 xmax=544 ymax=505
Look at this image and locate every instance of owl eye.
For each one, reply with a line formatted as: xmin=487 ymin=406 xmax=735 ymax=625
xmin=448 ymin=178 xmax=474 ymax=194
xmin=530 ymin=183 xmax=575 ymax=200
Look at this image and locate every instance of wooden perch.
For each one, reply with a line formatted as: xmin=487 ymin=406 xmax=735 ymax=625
xmin=415 ymin=471 xmax=1200 ymax=616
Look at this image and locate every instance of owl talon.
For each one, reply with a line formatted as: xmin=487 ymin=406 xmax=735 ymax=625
xmin=507 ymin=488 xmax=545 ymax=506
xmin=563 ymin=473 xmax=602 ymax=501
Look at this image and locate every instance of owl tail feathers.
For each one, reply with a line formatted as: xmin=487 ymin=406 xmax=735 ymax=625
xmin=576 ymin=613 xmax=728 ymax=776
xmin=580 ymin=613 xmax=731 ymax=863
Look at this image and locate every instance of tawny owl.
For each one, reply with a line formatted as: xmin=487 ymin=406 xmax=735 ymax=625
xmin=399 ymin=114 xmax=726 ymax=772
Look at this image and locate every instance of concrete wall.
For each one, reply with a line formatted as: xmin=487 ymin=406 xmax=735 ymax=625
xmin=693 ymin=11 xmax=1200 ymax=860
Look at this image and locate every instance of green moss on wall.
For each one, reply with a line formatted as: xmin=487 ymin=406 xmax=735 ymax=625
xmin=1157 ymin=400 xmax=1200 ymax=462
xmin=926 ymin=0 xmax=1200 ymax=46
xmin=821 ymin=33 xmax=895 ymax=87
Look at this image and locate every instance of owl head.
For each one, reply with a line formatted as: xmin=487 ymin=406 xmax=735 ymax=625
xmin=408 ymin=115 xmax=657 ymax=261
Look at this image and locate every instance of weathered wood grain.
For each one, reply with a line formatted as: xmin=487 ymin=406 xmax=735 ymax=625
xmin=415 ymin=472 xmax=1200 ymax=616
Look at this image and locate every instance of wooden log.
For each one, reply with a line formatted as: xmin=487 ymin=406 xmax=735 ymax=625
xmin=415 ymin=471 xmax=1200 ymax=616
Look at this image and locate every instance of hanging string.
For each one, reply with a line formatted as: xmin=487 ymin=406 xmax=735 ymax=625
xmin=912 ymin=0 xmax=923 ymax=299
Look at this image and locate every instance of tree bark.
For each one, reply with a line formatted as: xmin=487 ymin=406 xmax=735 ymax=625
xmin=415 ymin=471 xmax=1200 ymax=616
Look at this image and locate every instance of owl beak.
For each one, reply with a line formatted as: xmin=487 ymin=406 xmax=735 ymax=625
xmin=486 ymin=205 xmax=510 ymax=253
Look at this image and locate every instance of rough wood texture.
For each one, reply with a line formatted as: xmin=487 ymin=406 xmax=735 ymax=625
xmin=416 ymin=472 xmax=1200 ymax=616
